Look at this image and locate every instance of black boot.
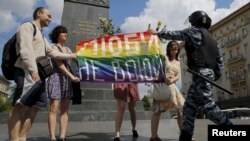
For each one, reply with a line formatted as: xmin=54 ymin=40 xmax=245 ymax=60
xmin=114 ymin=137 xmax=120 ymax=141
xmin=132 ymin=130 xmax=139 ymax=138
xmin=179 ymin=130 xmax=192 ymax=141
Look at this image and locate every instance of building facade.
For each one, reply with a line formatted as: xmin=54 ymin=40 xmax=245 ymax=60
xmin=180 ymin=2 xmax=250 ymax=109
xmin=210 ymin=2 xmax=250 ymax=109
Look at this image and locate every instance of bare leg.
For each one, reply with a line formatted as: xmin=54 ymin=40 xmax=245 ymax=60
xmin=128 ymin=101 xmax=136 ymax=130
xmin=151 ymin=111 xmax=161 ymax=138
xmin=48 ymin=99 xmax=60 ymax=140
xmin=19 ymin=107 xmax=39 ymax=139
xmin=8 ymin=104 xmax=25 ymax=140
xmin=177 ymin=109 xmax=183 ymax=131
xmin=19 ymin=138 xmax=26 ymax=141
xmin=115 ymin=99 xmax=126 ymax=138
xmin=59 ymin=100 xmax=71 ymax=139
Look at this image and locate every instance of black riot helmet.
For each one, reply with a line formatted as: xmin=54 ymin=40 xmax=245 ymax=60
xmin=189 ymin=11 xmax=212 ymax=29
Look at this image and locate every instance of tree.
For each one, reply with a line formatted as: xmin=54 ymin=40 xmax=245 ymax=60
xmin=0 ymin=96 xmax=11 ymax=112
xmin=142 ymin=95 xmax=151 ymax=111
xmin=98 ymin=16 xmax=121 ymax=36
xmin=0 ymin=84 xmax=15 ymax=112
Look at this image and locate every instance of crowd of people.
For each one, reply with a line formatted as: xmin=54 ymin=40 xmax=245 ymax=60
xmin=6 ymin=6 xmax=232 ymax=141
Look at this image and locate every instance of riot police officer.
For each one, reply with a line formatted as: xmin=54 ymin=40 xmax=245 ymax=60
xmin=148 ymin=11 xmax=233 ymax=141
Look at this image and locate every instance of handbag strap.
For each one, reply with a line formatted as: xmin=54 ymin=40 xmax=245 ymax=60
xmin=40 ymin=31 xmax=48 ymax=57
xmin=55 ymin=45 xmax=74 ymax=74
xmin=55 ymin=45 xmax=67 ymax=63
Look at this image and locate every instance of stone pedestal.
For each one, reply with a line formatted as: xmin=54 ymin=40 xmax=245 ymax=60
xmin=34 ymin=84 xmax=167 ymax=122
xmin=67 ymin=83 xmax=148 ymax=121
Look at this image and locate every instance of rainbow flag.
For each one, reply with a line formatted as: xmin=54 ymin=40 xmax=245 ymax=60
xmin=76 ymin=31 xmax=165 ymax=83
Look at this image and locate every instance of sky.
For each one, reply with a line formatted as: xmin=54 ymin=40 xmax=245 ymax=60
xmin=0 ymin=0 xmax=249 ymax=96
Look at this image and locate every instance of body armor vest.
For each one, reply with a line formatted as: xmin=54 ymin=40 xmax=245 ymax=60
xmin=185 ymin=28 xmax=218 ymax=70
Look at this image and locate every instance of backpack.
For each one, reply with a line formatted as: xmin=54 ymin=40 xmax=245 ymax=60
xmin=1 ymin=22 xmax=36 ymax=80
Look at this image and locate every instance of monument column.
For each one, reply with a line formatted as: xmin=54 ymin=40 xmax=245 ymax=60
xmin=62 ymin=0 xmax=109 ymax=49
xmin=62 ymin=0 xmax=112 ymax=88
xmin=61 ymin=0 xmax=114 ymax=121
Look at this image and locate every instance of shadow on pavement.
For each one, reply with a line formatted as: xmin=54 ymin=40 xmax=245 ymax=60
xmin=25 ymin=132 xmax=178 ymax=141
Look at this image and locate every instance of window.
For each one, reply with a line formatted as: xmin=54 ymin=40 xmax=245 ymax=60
xmin=244 ymin=43 xmax=248 ymax=54
xmin=229 ymin=50 xmax=233 ymax=58
xmin=230 ymin=68 xmax=237 ymax=81
xmin=242 ymin=28 xmax=247 ymax=37
xmin=236 ymin=48 xmax=240 ymax=56
xmin=225 ymin=71 xmax=228 ymax=80
xmin=235 ymin=32 xmax=239 ymax=40
xmin=228 ymin=36 xmax=231 ymax=42
xmin=234 ymin=88 xmax=238 ymax=98
xmin=230 ymin=69 xmax=234 ymax=80
xmin=220 ymin=39 xmax=224 ymax=48
xmin=242 ymin=87 xmax=247 ymax=96
xmin=239 ymin=66 xmax=244 ymax=79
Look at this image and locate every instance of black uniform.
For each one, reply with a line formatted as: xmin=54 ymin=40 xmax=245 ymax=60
xmin=157 ymin=26 xmax=233 ymax=141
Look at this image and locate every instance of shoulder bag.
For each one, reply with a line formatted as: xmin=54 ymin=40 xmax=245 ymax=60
xmin=36 ymin=35 xmax=54 ymax=80
xmin=151 ymin=83 xmax=172 ymax=101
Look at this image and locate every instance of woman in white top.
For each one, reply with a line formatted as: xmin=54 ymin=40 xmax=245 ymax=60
xmin=150 ymin=40 xmax=185 ymax=141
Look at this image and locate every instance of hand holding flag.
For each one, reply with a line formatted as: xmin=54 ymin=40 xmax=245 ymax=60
xmin=156 ymin=21 xmax=162 ymax=31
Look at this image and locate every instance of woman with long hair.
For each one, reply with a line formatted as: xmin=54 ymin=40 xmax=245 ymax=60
xmin=150 ymin=40 xmax=186 ymax=141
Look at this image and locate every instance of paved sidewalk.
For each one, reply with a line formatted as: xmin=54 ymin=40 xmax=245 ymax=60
xmin=1 ymin=119 xmax=249 ymax=141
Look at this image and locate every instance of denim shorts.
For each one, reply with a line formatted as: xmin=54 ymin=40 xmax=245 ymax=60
xmin=12 ymin=67 xmax=47 ymax=108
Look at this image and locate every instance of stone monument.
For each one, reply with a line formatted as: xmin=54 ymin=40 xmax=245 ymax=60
xmin=61 ymin=0 xmax=111 ymax=88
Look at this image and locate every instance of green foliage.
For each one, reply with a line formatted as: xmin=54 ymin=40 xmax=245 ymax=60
xmin=142 ymin=95 xmax=151 ymax=111
xmin=0 ymin=81 xmax=15 ymax=112
xmin=0 ymin=96 xmax=11 ymax=112
xmin=7 ymin=84 xmax=16 ymax=93
xmin=98 ymin=16 xmax=121 ymax=36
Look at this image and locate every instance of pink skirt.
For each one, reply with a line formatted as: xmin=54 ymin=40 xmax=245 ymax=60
xmin=114 ymin=83 xmax=140 ymax=102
